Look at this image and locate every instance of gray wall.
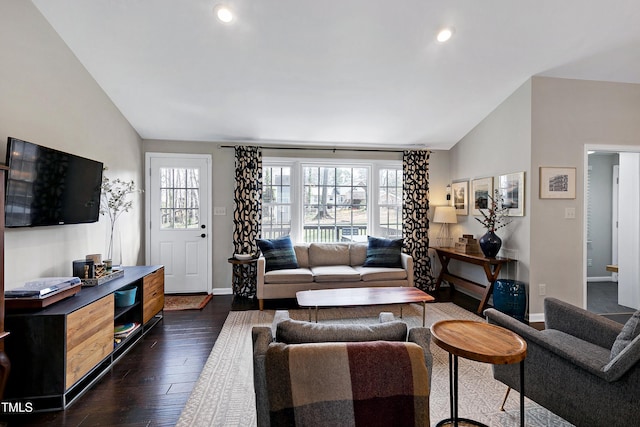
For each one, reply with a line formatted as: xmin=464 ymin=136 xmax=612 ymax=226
xmin=448 ymin=76 xmax=640 ymax=318
xmin=530 ymin=77 xmax=640 ymax=315
xmin=448 ymin=80 xmax=532 ymax=301
xmin=587 ymin=153 xmax=618 ymax=278
xmin=0 ymin=0 xmax=143 ymax=289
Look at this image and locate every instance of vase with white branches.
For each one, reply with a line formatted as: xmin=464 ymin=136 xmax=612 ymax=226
xmin=100 ymin=172 xmax=140 ymax=265
xmin=475 ymin=189 xmax=511 ymax=258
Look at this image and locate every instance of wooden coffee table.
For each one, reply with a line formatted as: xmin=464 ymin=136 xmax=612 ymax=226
xmin=296 ymin=286 xmax=434 ymax=326
xmin=430 ymin=320 xmax=527 ymax=427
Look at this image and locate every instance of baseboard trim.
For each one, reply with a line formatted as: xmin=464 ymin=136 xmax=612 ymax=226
xmin=587 ymin=276 xmax=615 ymax=282
xmin=529 ymin=312 xmax=544 ymax=323
xmin=212 ymin=287 xmax=233 ymax=295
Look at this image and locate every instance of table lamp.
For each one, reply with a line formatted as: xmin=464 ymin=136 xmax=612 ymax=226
xmin=433 ymin=206 xmax=457 ymax=247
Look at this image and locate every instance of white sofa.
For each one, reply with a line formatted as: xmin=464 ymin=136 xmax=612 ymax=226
xmin=257 ymin=242 xmax=414 ymax=310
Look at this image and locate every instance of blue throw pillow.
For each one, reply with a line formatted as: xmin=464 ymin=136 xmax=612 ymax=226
xmin=363 ymin=236 xmax=403 ymax=268
xmin=257 ymin=236 xmax=299 ymax=272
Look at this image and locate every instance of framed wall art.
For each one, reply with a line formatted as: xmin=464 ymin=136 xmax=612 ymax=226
xmin=539 ymin=167 xmax=576 ymax=199
xmin=498 ymin=171 xmax=525 ymax=216
xmin=471 ymin=177 xmax=493 ymax=216
xmin=451 ymin=181 xmax=468 ymax=215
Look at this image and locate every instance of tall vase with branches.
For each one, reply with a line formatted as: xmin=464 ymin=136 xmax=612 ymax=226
xmin=100 ymin=172 xmax=140 ymax=265
xmin=475 ymin=189 xmax=511 ymax=258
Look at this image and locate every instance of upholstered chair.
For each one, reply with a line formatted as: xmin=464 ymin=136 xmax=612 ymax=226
xmin=252 ymin=311 xmax=432 ymax=427
xmin=485 ymin=297 xmax=640 ymax=426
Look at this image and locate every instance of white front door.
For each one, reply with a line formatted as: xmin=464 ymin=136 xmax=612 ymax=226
xmin=146 ymin=153 xmax=211 ymax=294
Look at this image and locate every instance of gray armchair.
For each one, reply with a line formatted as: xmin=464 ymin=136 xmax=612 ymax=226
xmin=252 ymin=311 xmax=432 ymax=427
xmin=485 ymin=297 xmax=640 ymax=426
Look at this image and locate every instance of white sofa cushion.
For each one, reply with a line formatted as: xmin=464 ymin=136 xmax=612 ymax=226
xmin=309 ymin=243 xmax=350 ymax=266
xmin=311 ymin=265 xmax=361 ymax=282
xmin=349 ymin=243 xmax=367 ymax=266
xmin=294 ymin=245 xmax=310 ymax=268
xmin=264 ymin=268 xmax=314 ymax=284
xmin=355 ymin=266 xmax=408 ymax=282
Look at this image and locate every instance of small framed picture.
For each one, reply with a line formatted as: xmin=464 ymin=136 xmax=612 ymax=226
xmin=539 ymin=167 xmax=576 ymax=199
xmin=451 ymin=180 xmax=468 ymax=215
xmin=498 ymin=172 xmax=525 ymax=216
xmin=471 ymin=177 xmax=493 ymax=216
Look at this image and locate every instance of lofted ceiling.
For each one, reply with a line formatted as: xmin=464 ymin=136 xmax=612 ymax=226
xmin=32 ymin=0 xmax=640 ymax=150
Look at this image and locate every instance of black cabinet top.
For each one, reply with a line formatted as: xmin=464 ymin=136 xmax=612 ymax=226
xmin=6 ymin=265 xmax=163 ymax=317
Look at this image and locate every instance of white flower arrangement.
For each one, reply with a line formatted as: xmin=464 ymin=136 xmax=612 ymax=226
xmin=100 ymin=170 xmax=141 ymax=261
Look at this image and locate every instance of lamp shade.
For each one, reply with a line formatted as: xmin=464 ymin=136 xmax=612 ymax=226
xmin=433 ymin=206 xmax=457 ymax=224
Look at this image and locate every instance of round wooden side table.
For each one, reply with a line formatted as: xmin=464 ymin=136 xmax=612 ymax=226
xmin=227 ymin=257 xmax=258 ymax=297
xmin=430 ymin=320 xmax=527 ymax=427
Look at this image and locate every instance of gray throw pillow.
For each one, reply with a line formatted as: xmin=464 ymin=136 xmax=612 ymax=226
xmin=276 ymin=318 xmax=407 ymax=344
xmin=610 ymin=310 xmax=640 ymax=360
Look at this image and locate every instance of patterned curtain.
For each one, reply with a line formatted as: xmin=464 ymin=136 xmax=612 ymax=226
xmin=233 ymin=146 xmax=262 ymax=255
xmin=403 ymin=150 xmax=436 ymax=291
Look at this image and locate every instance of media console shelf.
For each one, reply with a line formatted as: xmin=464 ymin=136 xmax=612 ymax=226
xmin=3 ymin=265 xmax=164 ymax=411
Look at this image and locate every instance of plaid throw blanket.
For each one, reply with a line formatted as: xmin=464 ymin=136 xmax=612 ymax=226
xmin=266 ymin=341 xmax=429 ymax=427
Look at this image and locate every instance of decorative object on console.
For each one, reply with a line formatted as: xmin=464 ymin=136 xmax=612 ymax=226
xmin=80 ymin=268 xmax=124 ymax=287
xmin=454 ymin=234 xmax=480 ymax=254
xmin=100 ymin=170 xmax=141 ymax=266
xmin=73 ymin=259 xmax=95 ymax=279
xmin=432 ymin=206 xmax=457 ymax=247
xmin=475 ymin=190 xmax=511 ymax=258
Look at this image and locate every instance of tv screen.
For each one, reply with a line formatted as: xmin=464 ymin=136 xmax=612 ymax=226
xmin=5 ymin=137 xmax=104 ymax=227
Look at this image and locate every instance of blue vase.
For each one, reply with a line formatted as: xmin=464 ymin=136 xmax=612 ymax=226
xmin=493 ymin=279 xmax=527 ymax=321
xmin=479 ymin=231 xmax=502 ymax=258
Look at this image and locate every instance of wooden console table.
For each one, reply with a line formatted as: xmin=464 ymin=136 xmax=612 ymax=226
xmin=434 ymin=247 xmax=514 ymax=314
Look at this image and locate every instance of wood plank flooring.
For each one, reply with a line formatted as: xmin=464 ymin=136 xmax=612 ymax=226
xmin=0 ymin=287 xmax=570 ymax=427
xmin=0 ymin=294 xmax=233 ymax=427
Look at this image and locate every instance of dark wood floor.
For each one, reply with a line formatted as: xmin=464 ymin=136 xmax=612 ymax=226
xmin=0 ymin=294 xmax=233 ymax=427
xmin=0 ymin=287 xmax=568 ymax=427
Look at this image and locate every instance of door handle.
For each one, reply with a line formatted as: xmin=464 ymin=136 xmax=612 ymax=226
xmin=200 ymin=233 xmax=206 ymax=238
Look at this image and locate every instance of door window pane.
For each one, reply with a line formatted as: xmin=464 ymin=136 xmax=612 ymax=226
xmin=159 ymin=168 xmax=200 ymax=229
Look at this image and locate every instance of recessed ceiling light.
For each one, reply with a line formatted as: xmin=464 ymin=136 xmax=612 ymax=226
xmin=437 ymin=27 xmax=455 ymax=43
xmin=214 ymin=4 xmax=234 ymax=23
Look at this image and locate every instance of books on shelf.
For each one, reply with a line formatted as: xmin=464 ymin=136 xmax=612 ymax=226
xmin=114 ymin=322 xmax=140 ymax=339
xmin=5 ymin=277 xmax=81 ymax=298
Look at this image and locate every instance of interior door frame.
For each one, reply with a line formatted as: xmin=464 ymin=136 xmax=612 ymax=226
xmin=583 ymin=144 xmax=640 ymax=309
xmin=144 ymin=152 xmax=213 ymax=293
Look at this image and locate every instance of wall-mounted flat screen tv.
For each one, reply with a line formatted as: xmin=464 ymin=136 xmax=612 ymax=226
xmin=4 ymin=137 xmax=104 ymax=227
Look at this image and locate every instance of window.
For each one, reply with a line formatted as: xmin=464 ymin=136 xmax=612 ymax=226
xmin=262 ymin=159 xmax=402 ymax=243
xmin=303 ymin=166 xmax=368 ymax=242
xmin=262 ymin=165 xmax=292 ymax=239
xmin=378 ymin=168 xmax=403 ymax=238
xmin=160 ymin=168 xmax=201 ymax=229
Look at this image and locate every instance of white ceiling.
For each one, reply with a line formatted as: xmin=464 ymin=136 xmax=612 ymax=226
xmin=32 ymin=0 xmax=640 ymax=150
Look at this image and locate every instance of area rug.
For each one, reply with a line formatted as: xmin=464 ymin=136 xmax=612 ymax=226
xmin=164 ymin=294 xmax=212 ymax=311
xmin=177 ymin=303 xmax=573 ymax=427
